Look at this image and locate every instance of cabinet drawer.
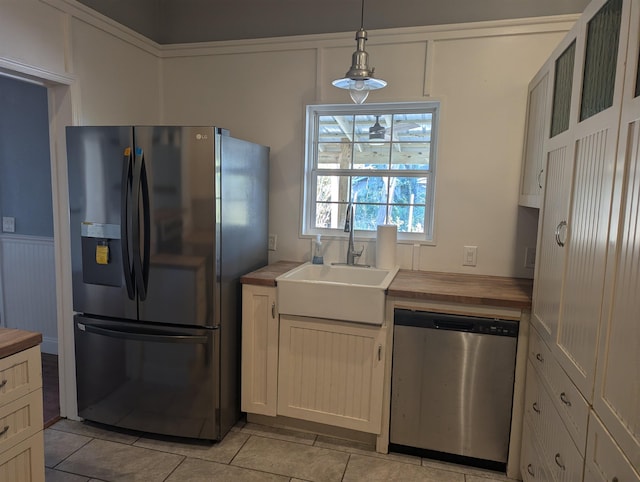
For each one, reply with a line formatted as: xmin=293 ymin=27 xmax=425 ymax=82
xmin=525 ymin=364 xmax=584 ymax=482
xmin=0 ymin=389 xmax=43 ymax=455
xmin=545 ymin=352 xmax=589 ymax=454
xmin=584 ymin=411 xmax=640 ymax=482
xmin=528 ymin=325 xmax=553 ymax=378
xmin=521 ymin=419 xmax=553 ymax=482
xmin=0 ymin=346 xmax=42 ymax=407
xmin=528 ymin=326 xmax=588 ymax=453
xmin=0 ymin=431 xmax=44 ymax=482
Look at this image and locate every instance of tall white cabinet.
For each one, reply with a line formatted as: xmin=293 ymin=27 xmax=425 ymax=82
xmin=520 ymin=0 xmax=640 ymax=479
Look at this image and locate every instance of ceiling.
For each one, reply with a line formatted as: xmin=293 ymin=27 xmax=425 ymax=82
xmin=76 ymin=0 xmax=591 ymax=44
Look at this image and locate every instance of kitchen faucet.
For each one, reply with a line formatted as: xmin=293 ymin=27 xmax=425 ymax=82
xmin=344 ymin=202 xmax=364 ymax=265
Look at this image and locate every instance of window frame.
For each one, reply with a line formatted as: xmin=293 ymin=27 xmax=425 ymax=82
xmin=302 ymin=101 xmax=439 ymax=243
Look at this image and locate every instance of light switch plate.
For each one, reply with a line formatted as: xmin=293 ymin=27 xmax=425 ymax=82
xmin=268 ymin=233 xmax=277 ymax=251
xmin=2 ymin=216 xmax=15 ymax=233
xmin=463 ymin=245 xmax=477 ymax=266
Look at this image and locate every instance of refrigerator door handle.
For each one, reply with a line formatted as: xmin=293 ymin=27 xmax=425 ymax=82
xmin=140 ymin=151 xmax=151 ymax=298
xmin=132 ymin=147 xmax=150 ymax=301
xmin=78 ymin=321 xmax=209 ymax=344
xmin=120 ymin=147 xmax=135 ymax=300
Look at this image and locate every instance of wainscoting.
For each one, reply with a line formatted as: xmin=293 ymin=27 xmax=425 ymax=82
xmin=0 ymin=234 xmax=58 ymax=353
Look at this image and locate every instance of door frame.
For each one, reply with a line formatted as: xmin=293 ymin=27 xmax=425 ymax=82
xmin=0 ymin=58 xmax=79 ymax=420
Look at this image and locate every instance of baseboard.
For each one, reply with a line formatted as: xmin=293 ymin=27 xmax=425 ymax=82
xmin=41 ymin=336 xmax=58 ymax=354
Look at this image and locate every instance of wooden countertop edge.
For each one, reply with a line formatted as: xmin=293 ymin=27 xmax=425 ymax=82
xmin=241 ymin=263 xmax=532 ymax=309
xmin=0 ymin=329 xmax=42 ymax=360
xmin=385 ymin=289 xmax=531 ymax=309
xmin=240 ymin=260 xmax=303 ymax=287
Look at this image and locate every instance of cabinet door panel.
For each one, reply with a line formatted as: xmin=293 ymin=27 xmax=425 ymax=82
xmin=554 ymin=0 xmax=632 ymax=402
xmin=556 ymin=126 xmax=615 ymax=400
xmin=277 ymin=315 xmax=385 ymax=434
xmin=520 ymin=70 xmax=550 ymax=207
xmin=593 ymin=2 xmax=640 ymax=471
xmin=532 ymin=147 xmax=573 ymax=339
xmin=585 ymin=411 xmax=640 ymax=482
xmin=241 ymin=285 xmax=278 ymax=416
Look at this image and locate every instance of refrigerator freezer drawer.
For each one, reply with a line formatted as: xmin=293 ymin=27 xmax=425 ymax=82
xmin=74 ymin=315 xmax=220 ymax=440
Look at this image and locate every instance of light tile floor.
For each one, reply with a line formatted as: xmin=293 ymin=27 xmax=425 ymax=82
xmin=44 ymin=419 xmax=520 ymax=482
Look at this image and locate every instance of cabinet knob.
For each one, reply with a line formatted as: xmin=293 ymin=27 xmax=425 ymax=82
xmin=532 ymin=402 xmax=541 ymax=414
xmin=271 ymin=302 xmax=276 ymax=319
xmin=378 ymin=344 xmax=382 ymax=361
xmin=527 ymin=464 xmax=535 ymax=476
xmin=536 ymin=353 xmax=544 ymax=363
xmin=0 ymin=380 xmax=6 ymax=389
xmin=0 ymin=425 xmax=9 ymax=437
xmin=554 ymin=453 xmax=566 ymax=470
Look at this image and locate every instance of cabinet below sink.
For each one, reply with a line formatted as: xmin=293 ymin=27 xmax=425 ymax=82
xmin=241 ymin=283 xmax=387 ymax=435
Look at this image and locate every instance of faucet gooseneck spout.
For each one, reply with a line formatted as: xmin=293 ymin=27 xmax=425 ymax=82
xmin=344 ymin=202 xmax=363 ymax=265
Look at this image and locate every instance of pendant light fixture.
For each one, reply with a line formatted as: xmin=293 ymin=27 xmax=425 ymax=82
xmin=369 ymin=115 xmax=385 ymax=140
xmin=332 ymin=0 xmax=387 ymax=104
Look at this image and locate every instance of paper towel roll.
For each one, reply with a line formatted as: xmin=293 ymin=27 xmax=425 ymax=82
xmin=376 ymin=224 xmax=397 ymax=269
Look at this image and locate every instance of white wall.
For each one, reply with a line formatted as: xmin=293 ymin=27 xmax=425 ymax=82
xmin=0 ymin=0 xmax=578 ymax=416
xmin=161 ymin=20 xmax=574 ymax=278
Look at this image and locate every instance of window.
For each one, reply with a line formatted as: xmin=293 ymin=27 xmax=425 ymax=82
xmin=303 ymin=102 xmax=438 ymax=242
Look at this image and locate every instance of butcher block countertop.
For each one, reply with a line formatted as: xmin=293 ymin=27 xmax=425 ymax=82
xmin=240 ymin=261 xmax=303 ymax=286
xmin=0 ymin=328 xmax=42 ymax=359
xmin=241 ymin=261 xmax=533 ymax=309
xmin=388 ymin=270 xmax=532 ymax=309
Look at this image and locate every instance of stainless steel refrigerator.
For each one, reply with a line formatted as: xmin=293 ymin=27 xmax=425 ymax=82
xmin=66 ymin=126 xmax=269 ymax=440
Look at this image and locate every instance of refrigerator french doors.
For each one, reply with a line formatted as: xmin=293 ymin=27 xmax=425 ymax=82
xmin=67 ymin=126 xmax=218 ymax=327
xmin=66 ymin=125 xmax=269 ymax=440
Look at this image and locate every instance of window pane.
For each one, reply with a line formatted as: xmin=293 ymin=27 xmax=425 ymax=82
xmin=317 ymin=143 xmax=352 ymax=169
xmin=390 ymin=205 xmax=426 ymax=233
xmin=391 ymin=143 xmax=430 ymax=170
xmin=390 ymin=177 xmax=427 ymax=204
xmin=315 ymin=202 xmax=344 ymax=229
xmin=316 ymin=175 xmax=350 ymax=203
xmin=318 ymin=115 xmax=354 ymax=142
xmin=393 ymin=113 xmax=432 ymax=142
xmin=353 ymin=143 xmax=391 ymax=169
xmin=551 ymin=41 xmax=575 ymax=137
xmin=352 ymin=175 xmax=389 ymax=204
xmin=580 ymin=0 xmax=623 ymax=121
xmin=354 ymin=203 xmax=389 ymax=230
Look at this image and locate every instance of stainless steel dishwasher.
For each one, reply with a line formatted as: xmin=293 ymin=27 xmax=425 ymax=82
xmin=390 ymin=308 xmax=519 ymax=468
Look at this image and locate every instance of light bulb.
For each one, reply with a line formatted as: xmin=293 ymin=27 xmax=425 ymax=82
xmin=349 ymin=80 xmax=369 ymax=104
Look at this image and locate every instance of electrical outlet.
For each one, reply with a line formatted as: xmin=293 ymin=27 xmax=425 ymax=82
xmin=268 ymin=234 xmax=277 ymax=251
xmin=2 ymin=216 xmax=15 ymax=233
xmin=525 ymin=247 xmax=536 ymax=269
xmin=463 ymin=246 xmax=477 ymax=266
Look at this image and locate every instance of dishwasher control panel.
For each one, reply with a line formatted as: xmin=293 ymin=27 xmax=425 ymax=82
xmin=394 ymin=308 xmax=519 ymax=337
